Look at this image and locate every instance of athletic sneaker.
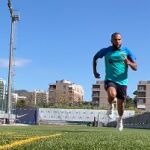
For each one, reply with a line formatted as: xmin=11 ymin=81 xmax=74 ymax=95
xmin=116 ymin=118 xmax=123 ymax=131
xmin=106 ymin=103 xmax=114 ymax=118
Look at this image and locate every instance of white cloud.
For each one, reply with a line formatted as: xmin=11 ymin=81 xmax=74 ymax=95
xmin=14 ymin=58 xmax=32 ymax=67
xmin=0 ymin=58 xmax=31 ymax=68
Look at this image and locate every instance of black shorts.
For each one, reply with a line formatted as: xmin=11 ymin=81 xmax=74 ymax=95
xmin=104 ymin=80 xmax=127 ymax=100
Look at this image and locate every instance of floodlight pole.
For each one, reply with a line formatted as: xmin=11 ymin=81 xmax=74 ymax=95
xmin=6 ymin=0 xmax=19 ymax=124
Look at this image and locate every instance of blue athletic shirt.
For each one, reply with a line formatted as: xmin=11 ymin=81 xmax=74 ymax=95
xmin=95 ymin=46 xmax=136 ymax=85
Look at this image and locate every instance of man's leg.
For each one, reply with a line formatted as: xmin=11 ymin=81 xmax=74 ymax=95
xmin=116 ymin=99 xmax=124 ymax=131
xmin=106 ymin=87 xmax=117 ymax=117
xmin=107 ymin=86 xmax=117 ymax=104
xmin=116 ymin=85 xmax=126 ymax=131
xmin=117 ymin=99 xmax=124 ymax=117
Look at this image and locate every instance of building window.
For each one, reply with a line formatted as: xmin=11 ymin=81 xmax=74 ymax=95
xmin=138 ymin=86 xmax=146 ymax=91
xmin=137 ymin=98 xmax=145 ymax=104
xmin=63 ymin=85 xmax=66 ymax=89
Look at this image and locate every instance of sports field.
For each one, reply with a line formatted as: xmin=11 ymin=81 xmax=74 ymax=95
xmin=0 ymin=125 xmax=149 ymax=150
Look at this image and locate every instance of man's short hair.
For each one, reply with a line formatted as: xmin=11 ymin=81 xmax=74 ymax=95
xmin=111 ymin=32 xmax=121 ymax=40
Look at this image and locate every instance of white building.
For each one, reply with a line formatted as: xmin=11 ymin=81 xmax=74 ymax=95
xmin=0 ymin=78 xmax=6 ymax=111
xmin=48 ymin=80 xmax=84 ymax=104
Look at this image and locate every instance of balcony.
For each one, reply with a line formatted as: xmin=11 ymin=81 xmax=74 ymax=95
xmin=92 ymin=94 xmax=99 ymax=97
xmin=137 ymin=104 xmax=146 ymax=109
xmin=92 ymin=88 xmax=100 ymax=91
xmin=49 ymin=88 xmax=56 ymax=91
xmin=137 ymin=88 xmax=146 ymax=92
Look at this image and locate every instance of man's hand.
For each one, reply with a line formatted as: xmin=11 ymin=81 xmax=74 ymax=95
xmin=124 ymin=58 xmax=131 ymax=65
xmin=94 ymin=72 xmax=100 ymax=78
xmin=124 ymin=58 xmax=137 ymax=71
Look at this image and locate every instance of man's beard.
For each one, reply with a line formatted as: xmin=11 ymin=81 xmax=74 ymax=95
xmin=113 ymin=44 xmax=121 ymax=49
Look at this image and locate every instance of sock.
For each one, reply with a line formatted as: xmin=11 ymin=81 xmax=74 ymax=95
xmin=119 ymin=116 xmax=122 ymax=121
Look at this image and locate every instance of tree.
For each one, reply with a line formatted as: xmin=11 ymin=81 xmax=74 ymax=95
xmin=16 ymin=99 xmax=26 ymax=108
xmin=125 ymin=96 xmax=134 ymax=108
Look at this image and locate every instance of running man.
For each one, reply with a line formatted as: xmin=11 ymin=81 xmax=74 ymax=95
xmin=93 ymin=32 xmax=137 ymax=131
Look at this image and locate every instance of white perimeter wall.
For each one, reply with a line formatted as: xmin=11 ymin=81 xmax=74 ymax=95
xmin=38 ymin=108 xmax=135 ymax=124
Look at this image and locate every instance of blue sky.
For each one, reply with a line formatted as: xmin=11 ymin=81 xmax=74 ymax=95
xmin=0 ymin=0 xmax=150 ymax=101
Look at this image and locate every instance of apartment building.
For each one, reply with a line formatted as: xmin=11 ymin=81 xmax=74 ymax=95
xmin=12 ymin=93 xmax=27 ymax=103
xmin=32 ymin=90 xmax=48 ymax=105
xmin=48 ymin=80 xmax=84 ymax=104
xmin=14 ymin=90 xmax=48 ymax=106
xmin=0 ymin=78 xmax=6 ymax=111
xmin=92 ymin=80 xmax=108 ymax=107
xmin=136 ymin=81 xmax=150 ymax=111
